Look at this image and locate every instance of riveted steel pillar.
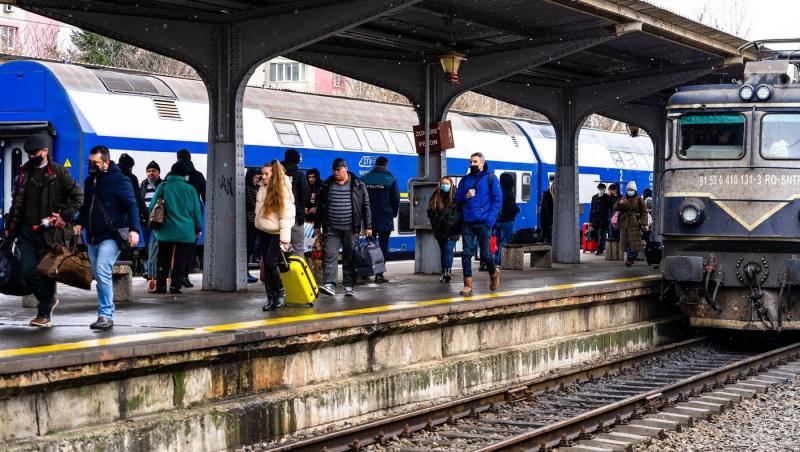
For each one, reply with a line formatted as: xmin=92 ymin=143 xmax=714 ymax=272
xmin=552 ymin=89 xmax=584 ymax=264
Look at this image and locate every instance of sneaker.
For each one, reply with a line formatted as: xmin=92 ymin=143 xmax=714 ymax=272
xmin=247 ymin=274 xmax=258 ymax=284
xmin=90 ymin=316 xmax=113 ymax=331
xmin=320 ymin=283 xmax=336 ymax=296
xmin=344 ymin=286 xmax=354 ymax=297
xmin=169 ymin=287 xmax=182 ymax=294
xmin=375 ymin=274 xmax=388 ymax=284
xmin=182 ymin=276 xmax=194 ymax=288
xmin=29 ymin=316 xmax=52 ymax=328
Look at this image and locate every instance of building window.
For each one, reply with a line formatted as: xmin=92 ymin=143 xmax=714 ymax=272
xmin=333 ymin=74 xmax=343 ymax=88
xmin=0 ymin=26 xmax=16 ymax=51
xmin=269 ymin=62 xmax=304 ymax=82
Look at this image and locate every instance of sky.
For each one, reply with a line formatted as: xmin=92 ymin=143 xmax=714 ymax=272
xmin=647 ymin=0 xmax=800 ymax=41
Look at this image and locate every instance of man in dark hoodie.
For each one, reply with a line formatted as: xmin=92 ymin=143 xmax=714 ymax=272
xmin=117 ymin=153 xmax=147 ymax=259
xmin=176 ymin=148 xmax=206 ymax=204
xmin=281 ymin=148 xmax=310 ymax=257
xmin=75 ymin=146 xmax=140 ymax=331
xmin=494 ymin=172 xmax=520 ymax=266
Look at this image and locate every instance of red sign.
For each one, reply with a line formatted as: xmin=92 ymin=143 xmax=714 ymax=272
xmin=413 ymin=121 xmax=455 ymax=154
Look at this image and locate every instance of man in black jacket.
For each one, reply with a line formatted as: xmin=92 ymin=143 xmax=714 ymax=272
xmin=589 ymin=183 xmax=613 ymax=255
xmin=314 ymin=158 xmax=372 ymax=297
xmin=282 ymin=148 xmax=310 ymax=257
xmin=5 ymin=133 xmax=83 ymax=328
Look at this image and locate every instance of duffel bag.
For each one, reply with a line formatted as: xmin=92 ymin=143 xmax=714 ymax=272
xmin=0 ymin=238 xmax=32 ymax=296
xmin=355 ymin=237 xmax=386 ymax=277
xmin=37 ymin=239 xmax=93 ymax=290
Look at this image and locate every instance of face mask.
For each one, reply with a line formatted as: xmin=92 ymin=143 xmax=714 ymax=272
xmin=469 ymin=165 xmax=480 ymax=174
xmin=627 ymin=190 xmax=635 ymax=196
xmin=88 ymin=163 xmax=101 ymax=176
xmin=440 ymin=184 xmax=451 ymax=193
xmin=28 ymin=155 xmax=44 ymax=167
xmin=598 ymin=190 xmax=605 ymax=196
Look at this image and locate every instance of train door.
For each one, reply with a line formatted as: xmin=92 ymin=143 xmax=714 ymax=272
xmin=0 ymin=138 xmax=26 ymax=221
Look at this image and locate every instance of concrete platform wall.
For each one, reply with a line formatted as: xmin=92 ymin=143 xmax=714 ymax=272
xmin=2 ymin=286 xmax=680 ymax=450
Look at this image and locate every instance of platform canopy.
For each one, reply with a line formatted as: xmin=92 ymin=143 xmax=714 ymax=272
xmin=11 ymin=0 xmax=753 ymax=286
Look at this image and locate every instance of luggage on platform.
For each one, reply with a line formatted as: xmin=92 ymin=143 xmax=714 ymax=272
xmin=277 ymin=252 xmax=318 ymax=306
xmin=581 ymin=223 xmax=597 ymax=253
xmin=0 ymin=238 xmax=31 ymax=296
xmin=355 ymin=237 xmax=386 ymax=277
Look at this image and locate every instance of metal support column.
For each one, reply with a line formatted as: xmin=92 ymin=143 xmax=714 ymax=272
xmin=552 ymin=89 xmax=583 ymax=264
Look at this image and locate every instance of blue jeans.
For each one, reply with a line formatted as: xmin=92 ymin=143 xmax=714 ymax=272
xmin=436 ymin=237 xmax=457 ymax=271
xmin=461 ymin=222 xmax=496 ymax=278
xmin=493 ymin=221 xmax=514 ymax=265
xmin=147 ymin=231 xmax=159 ymax=278
xmin=88 ymin=239 xmax=120 ymax=319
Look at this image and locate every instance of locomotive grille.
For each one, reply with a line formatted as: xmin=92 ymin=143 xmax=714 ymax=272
xmin=153 ymin=99 xmax=182 ymax=121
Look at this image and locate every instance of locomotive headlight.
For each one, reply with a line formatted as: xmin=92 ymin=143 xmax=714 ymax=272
xmin=739 ymin=84 xmax=755 ymax=101
xmin=678 ymin=198 xmax=705 ymax=227
xmin=756 ymin=84 xmax=773 ymax=100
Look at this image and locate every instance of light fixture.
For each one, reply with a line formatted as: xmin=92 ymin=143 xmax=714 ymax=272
xmin=679 ymin=198 xmax=705 ymax=227
xmin=439 ymin=51 xmax=466 ymax=85
xmin=739 ymin=84 xmax=755 ymax=101
xmin=756 ymin=84 xmax=773 ymax=100
xmin=626 ymin=124 xmax=640 ymax=138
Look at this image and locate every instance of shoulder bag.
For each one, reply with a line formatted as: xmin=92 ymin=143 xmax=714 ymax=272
xmin=148 ymin=186 xmax=166 ymax=230
xmin=95 ymin=193 xmax=131 ymax=251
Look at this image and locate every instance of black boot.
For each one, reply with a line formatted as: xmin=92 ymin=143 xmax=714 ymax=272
xmin=444 ymin=268 xmax=452 ymax=283
xmin=262 ymin=288 xmax=275 ymax=311
xmin=274 ymin=287 xmax=286 ymax=309
xmin=439 ymin=272 xmax=447 ymax=283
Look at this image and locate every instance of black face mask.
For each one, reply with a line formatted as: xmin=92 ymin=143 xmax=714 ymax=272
xmin=88 ymin=164 xmax=101 ymax=176
xmin=28 ymin=155 xmax=44 ymax=167
xmin=469 ymin=165 xmax=480 ymax=174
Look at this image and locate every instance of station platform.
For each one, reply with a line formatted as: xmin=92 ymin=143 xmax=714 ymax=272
xmin=0 ymin=255 xmax=659 ymax=373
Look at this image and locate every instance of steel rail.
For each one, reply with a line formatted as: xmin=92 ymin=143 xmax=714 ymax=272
xmin=475 ymin=341 xmax=800 ymax=452
xmin=267 ymin=336 xmax=707 ymax=452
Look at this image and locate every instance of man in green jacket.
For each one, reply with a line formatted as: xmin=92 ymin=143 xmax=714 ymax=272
xmin=149 ymin=163 xmax=202 ymax=294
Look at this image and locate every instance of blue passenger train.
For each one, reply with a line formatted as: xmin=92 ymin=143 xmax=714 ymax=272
xmin=0 ymin=60 xmax=653 ymax=257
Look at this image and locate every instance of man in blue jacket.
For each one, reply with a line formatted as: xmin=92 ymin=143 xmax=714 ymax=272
xmin=74 ymin=146 xmax=140 ymax=331
xmin=361 ymin=156 xmax=400 ymax=283
xmin=455 ymin=152 xmax=502 ymax=296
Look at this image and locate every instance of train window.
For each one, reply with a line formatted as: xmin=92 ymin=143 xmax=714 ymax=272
xmin=273 ymin=120 xmax=303 ymax=146
xmin=761 ymin=114 xmax=800 ymax=159
xmin=364 ymin=129 xmax=389 ymax=152
xmin=678 ymin=114 xmax=745 ymax=160
xmin=521 ymin=172 xmax=532 ymax=202
xmin=398 ymin=203 xmax=413 ymax=234
xmin=609 ymin=151 xmax=625 ymax=168
xmin=305 ymin=124 xmax=333 ymax=148
xmin=621 ymin=152 xmax=638 ymax=169
xmin=336 ymin=127 xmax=362 ymax=150
xmin=390 ymin=132 xmax=415 ymax=154
xmin=470 ymin=117 xmax=507 ymax=133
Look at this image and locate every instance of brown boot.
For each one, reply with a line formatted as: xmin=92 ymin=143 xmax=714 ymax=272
xmin=460 ymin=277 xmax=473 ymax=296
xmin=490 ymin=267 xmax=501 ymax=291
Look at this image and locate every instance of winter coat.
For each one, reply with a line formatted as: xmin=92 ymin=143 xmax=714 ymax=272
xmin=255 ymin=175 xmax=296 ymax=243
xmin=176 ymin=158 xmax=206 ymax=203
xmin=282 ymin=161 xmax=310 ymax=225
xmin=78 ymin=162 xmax=141 ymax=246
xmin=540 ymin=190 xmax=553 ymax=231
xmin=361 ymin=165 xmax=400 ymax=232
xmin=314 ymin=172 xmax=372 ymax=233
xmin=246 ymin=183 xmax=259 ymax=225
xmin=615 ymin=194 xmax=648 ymax=253
xmin=5 ymin=160 xmax=83 ymax=247
xmin=148 ymin=175 xmax=202 ymax=244
xmin=454 ymin=164 xmax=502 ymax=228
xmin=427 ymin=196 xmax=460 ymax=241
xmin=590 ymin=193 xmax=614 ymax=229
xmin=497 ymin=173 xmax=519 ymax=223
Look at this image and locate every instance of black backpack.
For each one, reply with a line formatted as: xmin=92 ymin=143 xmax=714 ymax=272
xmin=508 ymin=227 xmax=542 ymax=244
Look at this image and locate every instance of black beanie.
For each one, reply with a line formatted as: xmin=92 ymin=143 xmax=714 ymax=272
xmin=146 ymin=160 xmax=160 ymax=172
xmin=118 ymin=153 xmax=135 ymax=169
xmin=177 ymin=148 xmax=191 ymax=160
xmin=171 ymin=162 xmax=188 ymax=177
xmin=24 ymin=133 xmax=49 ymax=153
xmin=284 ymin=148 xmax=300 ymax=164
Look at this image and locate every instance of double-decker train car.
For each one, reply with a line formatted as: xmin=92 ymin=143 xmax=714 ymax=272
xmin=0 ymin=59 xmax=652 ymax=260
xmin=661 ymin=43 xmax=800 ymax=330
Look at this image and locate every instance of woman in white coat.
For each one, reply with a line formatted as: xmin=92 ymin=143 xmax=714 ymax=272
xmin=255 ymin=160 xmax=295 ymax=310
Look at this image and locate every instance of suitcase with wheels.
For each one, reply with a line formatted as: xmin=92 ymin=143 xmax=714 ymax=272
xmin=581 ymin=223 xmax=597 ymax=253
xmin=277 ymin=252 xmax=319 ymax=306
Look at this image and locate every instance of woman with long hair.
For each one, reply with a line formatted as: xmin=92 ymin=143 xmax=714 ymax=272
xmin=427 ymin=176 xmax=460 ymax=283
xmin=255 ymin=160 xmax=295 ymax=310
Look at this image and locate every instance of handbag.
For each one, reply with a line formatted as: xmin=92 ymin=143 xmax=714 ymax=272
xmin=148 ymin=188 xmax=166 ymax=230
xmin=0 ymin=238 xmax=32 ymax=296
xmin=36 ymin=238 xmax=93 ymax=290
xmin=611 ymin=211 xmax=620 ymax=229
xmin=355 ymin=237 xmax=386 ymax=277
xmin=95 ymin=194 xmax=131 ymax=251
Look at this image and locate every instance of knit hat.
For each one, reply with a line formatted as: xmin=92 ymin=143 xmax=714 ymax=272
xmin=23 ymin=133 xmax=49 ymax=153
xmin=597 ymin=183 xmax=606 ymax=189
xmin=626 ymin=180 xmax=637 ymax=191
xmin=177 ymin=148 xmax=191 ymax=160
xmin=332 ymin=157 xmax=347 ymax=170
xmin=118 ymin=153 xmax=135 ymax=169
xmin=146 ymin=160 xmax=160 ymax=172
xmin=284 ymin=148 xmax=300 ymax=164
xmin=171 ymin=162 xmax=188 ymax=177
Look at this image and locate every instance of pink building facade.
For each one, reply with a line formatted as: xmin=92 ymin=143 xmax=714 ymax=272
xmin=0 ymin=4 xmax=65 ymax=58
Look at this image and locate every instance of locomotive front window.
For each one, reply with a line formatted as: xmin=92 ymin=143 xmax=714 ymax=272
xmin=678 ymin=114 xmax=745 ymax=160
xmin=761 ymin=114 xmax=800 ymax=159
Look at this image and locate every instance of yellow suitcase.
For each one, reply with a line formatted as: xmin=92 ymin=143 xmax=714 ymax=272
xmin=278 ymin=254 xmax=319 ymax=306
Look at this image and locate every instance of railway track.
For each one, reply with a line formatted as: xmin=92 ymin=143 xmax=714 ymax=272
xmin=267 ymin=338 xmax=800 ymax=452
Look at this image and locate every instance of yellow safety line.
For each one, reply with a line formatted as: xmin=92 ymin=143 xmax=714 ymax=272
xmin=0 ymin=275 xmax=660 ymax=359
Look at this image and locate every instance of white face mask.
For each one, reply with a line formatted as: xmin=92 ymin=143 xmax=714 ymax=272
xmin=627 ymin=190 xmax=635 ymax=196
xmin=598 ymin=190 xmax=605 ymax=196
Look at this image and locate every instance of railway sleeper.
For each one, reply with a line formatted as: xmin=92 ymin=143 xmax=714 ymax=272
xmin=705 ymin=391 xmax=743 ymax=403
xmin=595 ymin=431 xmax=652 ymax=445
xmin=649 ymin=412 xmax=695 ymax=427
xmin=579 ymin=438 xmax=634 ymax=452
xmin=680 ymin=400 xmax=726 ymax=414
xmin=612 ymin=423 xmax=665 ymax=439
xmin=728 ymin=381 xmax=770 ymax=393
xmin=558 ymin=445 xmax=618 ymax=452
xmin=629 ymin=417 xmax=681 ymax=432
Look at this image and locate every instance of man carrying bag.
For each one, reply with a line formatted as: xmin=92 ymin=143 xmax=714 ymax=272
xmin=74 ymin=146 xmax=140 ymax=331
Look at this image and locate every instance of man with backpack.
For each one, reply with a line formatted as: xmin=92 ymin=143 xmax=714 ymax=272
xmin=455 ymin=152 xmax=502 ymax=296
